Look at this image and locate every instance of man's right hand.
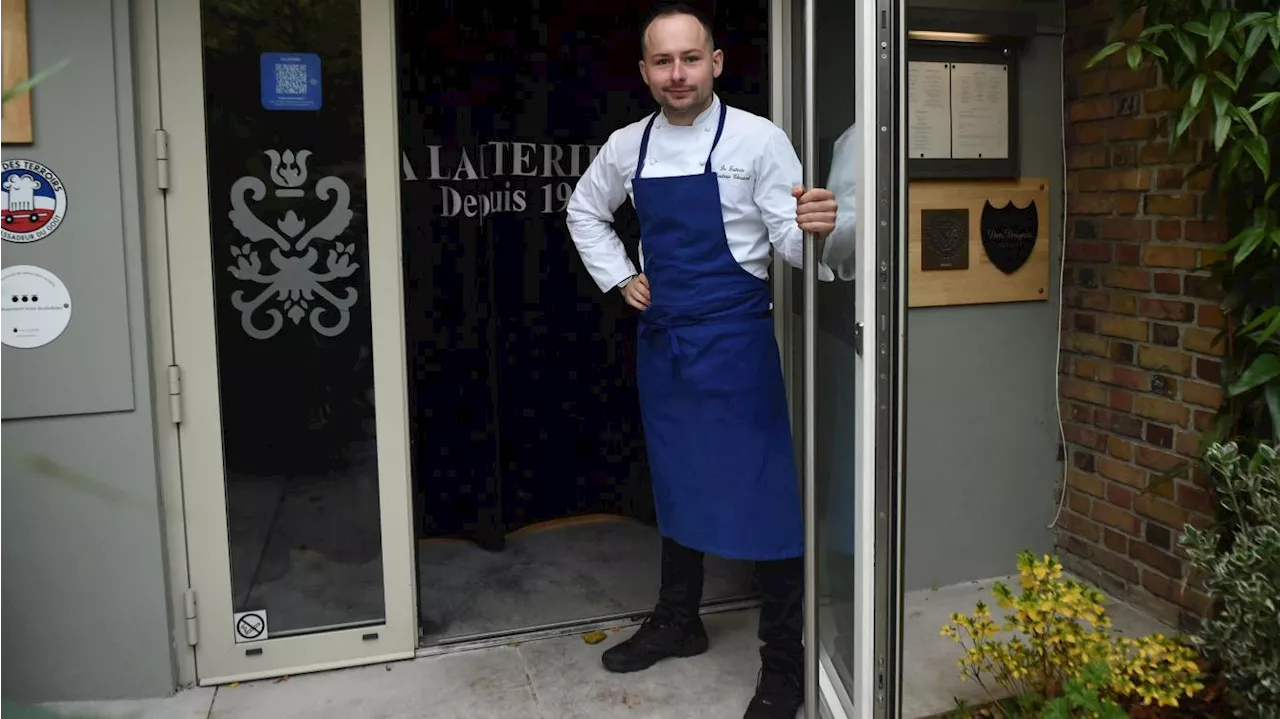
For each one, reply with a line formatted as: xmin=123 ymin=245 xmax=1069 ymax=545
xmin=622 ymin=273 xmax=651 ymax=311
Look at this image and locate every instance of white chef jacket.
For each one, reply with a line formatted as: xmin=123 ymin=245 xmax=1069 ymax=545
xmin=566 ymin=94 xmax=835 ymax=294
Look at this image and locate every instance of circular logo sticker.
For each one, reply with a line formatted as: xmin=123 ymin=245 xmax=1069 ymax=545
xmin=2 ymin=265 xmax=73 ymax=349
xmin=1 ymin=159 xmax=68 ymax=244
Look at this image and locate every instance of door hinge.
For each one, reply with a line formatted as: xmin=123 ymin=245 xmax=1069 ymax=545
xmin=154 ymin=129 xmax=170 ymax=191
xmin=183 ymin=588 xmax=198 ymax=646
xmin=167 ymin=364 xmax=183 ymax=425
xmin=853 ymin=321 xmax=864 ymax=356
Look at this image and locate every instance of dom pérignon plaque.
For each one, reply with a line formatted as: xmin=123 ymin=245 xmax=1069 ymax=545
xmin=980 ymin=199 xmax=1039 ymax=274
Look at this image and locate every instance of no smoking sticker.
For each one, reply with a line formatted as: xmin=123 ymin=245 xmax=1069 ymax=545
xmin=2 ymin=265 xmax=72 ymax=349
xmin=234 ymin=610 xmax=269 ymax=643
xmin=1 ymin=160 xmax=68 ymax=244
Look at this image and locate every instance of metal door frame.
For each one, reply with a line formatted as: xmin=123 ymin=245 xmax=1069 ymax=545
xmin=149 ymin=0 xmax=418 ymax=685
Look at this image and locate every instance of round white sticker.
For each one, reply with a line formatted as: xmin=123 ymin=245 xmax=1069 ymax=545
xmin=1 ymin=159 xmax=69 ymax=244
xmin=2 ymin=265 xmax=73 ymax=349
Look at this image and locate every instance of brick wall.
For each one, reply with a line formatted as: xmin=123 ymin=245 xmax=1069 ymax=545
xmin=1057 ymin=0 xmax=1226 ymax=630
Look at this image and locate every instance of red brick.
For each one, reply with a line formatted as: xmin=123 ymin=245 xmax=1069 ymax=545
xmin=1103 ymin=268 xmax=1151 ymax=291
xmin=1098 ymin=218 xmax=1151 ymax=241
xmin=1174 ymin=431 xmax=1203 ymax=457
xmin=1134 ymin=495 xmax=1189 ymax=529
xmin=1139 ymin=298 xmax=1193 ymax=321
xmin=1130 ymin=542 xmax=1183 ymax=578
xmin=1079 ymin=291 xmax=1111 ymax=311
xmin=1155 ymin=168 xmax=1184 ymax=190
xmin=1114 ymin=193 xmax=1141 ymax=214
xmin=1154 ymin=272 xmax=1181 ymax=294
xmin=1075 ymin=121 xmax=1109 ymax=145
xmin=1069 ymin=146 xmax=1110 ymax=169
xmin=1185 ymin=221 xmax=1227 ymax=244
xmin=1197 ymin=304 xmax=1225 ymax=328
xmin=1135 ymin=395 xmax=1191 ymax=426
xmin=1099 ymin=316 xmax=1149 ymax=342
xmin=1067 ymin=331 xmax=1110 ymax=356
xmin=1108 ymin=435 xmax=1134 ymax=461
xmin=1112 ymin=293 xmax=1139 ymax=315
xmin=1063 ymin=376 xmax=1109 ymax=405
xmin=1104 ymin=527 xmax=1130 ymax=552
xmin=1143 ymin=245 xmax=1201 ymax=269
xmin=1078 ymin=168 xmax=1152 ymax=192
xmin=1144 ymin=194 xmax=1198 ymax=216
xmin=1155 ymin=220 xmax=1182 ymax=241
xmin=1093 ymin=500 xmax=1142 ymax=535
xmin=1110 ymin=65 xmax=1156 ymax=92
xmin=1098 ymin=456 xmax=1146 ymax=488
xmin=1061 ymin=511 xmax=1103 ymax=543
xmin=1114 ymin=244 xmax=1141 ymax=265
xmin=1068 ymin=241 xmax=1113 ymax=263
xmin=1107 ymin=483 xmax=1134 ymax=510
xmin=1070 ymin=97 xmax=1118 ymax=123
xmin=1091 ymin=544 xmax=1141 ymax=581
xmin=1067 ymin=468 xmax=1105 ymax=498
xmin=1110 ymin=389 xmax=1134 ymax=412
xmin=1136 ymin=346 xmax=1193 ymax=376
xmin=1078 ymin=69 xmax=1109 ymax=96
xmin=1181 ymin=380 xmax=1223 ymax=409
xmin=1136 ymin=445 xmax=1183 ymax=472
xmin=1141 ymin=141 xmax=1198 ymax=165
xmin=1176 ymin=482 xmax=1214 ymax=515
xmin=1070 ymin=193 xmax=1113 ymax=214
xmin=1184 ymin=328 xmax=1225 ymax=356
xmin=1111 ymin=145 xmax=1137 ymax=167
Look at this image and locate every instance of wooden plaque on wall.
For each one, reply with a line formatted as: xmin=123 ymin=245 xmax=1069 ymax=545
xmin=908 ymin=178 xmax=1050 ymax=308
xmin=2 ymin=0 xmax=33 ymax=144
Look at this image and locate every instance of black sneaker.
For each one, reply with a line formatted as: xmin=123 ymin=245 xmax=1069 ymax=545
xmin=743 ymin=666 xmax=803 ymax=719
xmin=600 ymin=615 xmax=710 ymax=673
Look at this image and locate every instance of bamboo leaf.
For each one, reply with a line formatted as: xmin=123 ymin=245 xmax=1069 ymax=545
xmin=1185 ymin=21 xmax=1211 ymax=38
xmin=1242 ymin=135 xmax=1271 ymax=180
xmin=1191 ymin=73 xmax=1208 ymax=108
xmin=1245 ymin=23 xmax=1269 ymax=59
xmin=1209 ymin=10 xmax=1230 ymax=52
xmin=1127 ymin=44 xmax=1144 ymax=70
xmin=1266 ymin=382 xmax=1280 ymax=440
xmin=1214 ymin=69 xmax=1240 ymax=93
xmin=1228 ymin=354 xmax=1280 ymax=396
xmin=1234 ymin=225 xmax=1267 ymax=266
xmin=1086 ymin=42 xmax=1127 ymax=69
xmin=1249 ymin=91 xmax=1280 ymax=112
xmin=1140 ymin=23 xmax=1175 ymax=39
xmin=1213 ymin=112 xmax=1232 ymax=150
xmin=1175 ymin=29 xmax=1199 ymax=64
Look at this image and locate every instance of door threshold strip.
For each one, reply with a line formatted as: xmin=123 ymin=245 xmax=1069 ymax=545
xmin=414 ymin=595 xmax=761 ymax=658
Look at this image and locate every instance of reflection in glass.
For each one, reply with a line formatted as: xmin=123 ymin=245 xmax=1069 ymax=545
xmin=800 ymin=0 xmax=863 ymax=693
xmin=201 ymin=0 xmax=385 ymax=636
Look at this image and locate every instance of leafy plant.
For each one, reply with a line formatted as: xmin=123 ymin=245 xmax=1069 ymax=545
xmin=1041 ymin=663 xmax=1129 ymax=719
xmin=941 ymin=551 xmax=1204 ymax=713
xmin=1180 ymin=442 xmax=1280 ymax=718
xmin=1 ymin=59 xmax=68 ymax=105
xmin=1087 ymin=2 xmax=1280 ymax=454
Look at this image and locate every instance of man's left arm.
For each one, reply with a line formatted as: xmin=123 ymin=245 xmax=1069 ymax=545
xmin=753 ymin=127 xmax=835 ymax=282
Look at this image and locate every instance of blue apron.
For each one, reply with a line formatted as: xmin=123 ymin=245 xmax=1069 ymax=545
xmin=632 ymin=103 xmax=804 ymax=562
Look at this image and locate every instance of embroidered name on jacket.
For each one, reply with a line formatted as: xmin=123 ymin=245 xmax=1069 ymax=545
xmin=717 ymin=164 xmax=753 ymax=181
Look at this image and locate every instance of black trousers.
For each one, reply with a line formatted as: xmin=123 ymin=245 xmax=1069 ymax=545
xmin=654 ymin=536 xmax=804 ymax=676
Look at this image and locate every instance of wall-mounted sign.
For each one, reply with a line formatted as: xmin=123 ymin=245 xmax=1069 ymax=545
xmin=920 ymin=208 xmax=969 ymax=271
xmin=2 ymin=264 xmax=72 ymax=349
xmin=260 ymin=52 xmax=322 ymax=111
xmin=2 ymin=159 xmax=68 ymax=243
xmin=980 ymin=199 xmax=1039 ymax=275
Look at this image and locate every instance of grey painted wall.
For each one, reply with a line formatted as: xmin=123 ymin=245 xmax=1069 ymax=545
xmin=1 ymin=0 xmax=175 ymax=702
xmin=902 ymin=4 xmax=1066 ymax=590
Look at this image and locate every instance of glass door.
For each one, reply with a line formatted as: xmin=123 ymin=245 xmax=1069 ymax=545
xmin=158 ymin=0 xmax=417 ymax=684
xmin=787 ymin=0 xmax=905 ymax=715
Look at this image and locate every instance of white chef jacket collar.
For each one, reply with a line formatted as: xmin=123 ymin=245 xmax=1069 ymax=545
xmin=655 ymin=93 xmax=721 ymax=129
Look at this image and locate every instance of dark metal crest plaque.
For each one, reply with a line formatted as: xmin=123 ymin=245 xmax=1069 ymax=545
xmin=980 ymin=199 xmax=1039 ymax=275
xmin=920 ymin=209 xmax=969 ymax=271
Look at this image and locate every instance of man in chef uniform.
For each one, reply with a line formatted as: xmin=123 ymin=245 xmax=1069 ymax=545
xmin=566 ymin=3 xmax=838 ymax=717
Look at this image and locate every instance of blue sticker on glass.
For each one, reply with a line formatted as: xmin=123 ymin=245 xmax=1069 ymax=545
xmin=260 ymin=53 xmax=322 ymax=111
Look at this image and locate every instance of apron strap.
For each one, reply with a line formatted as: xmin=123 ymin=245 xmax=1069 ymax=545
xmin=634 ymin=111 xmax=661 ymax=180
xmin=703 ymin=102 xmax=728 ymax=173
